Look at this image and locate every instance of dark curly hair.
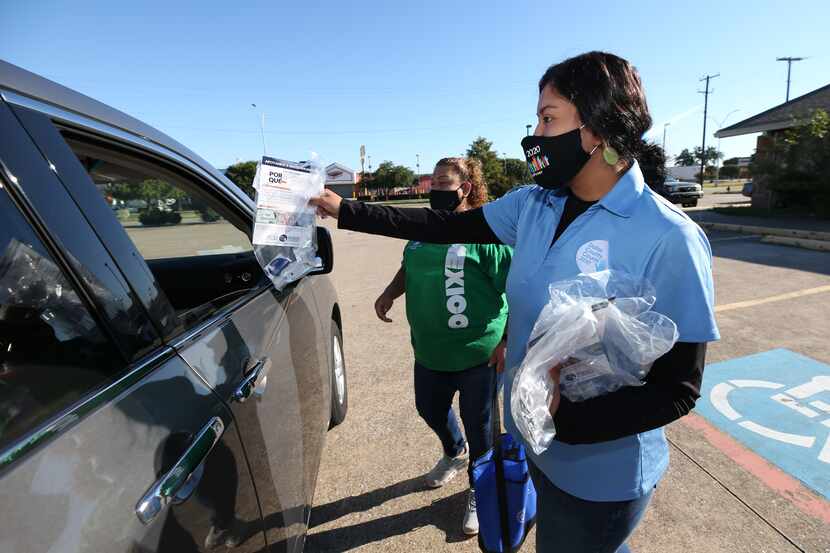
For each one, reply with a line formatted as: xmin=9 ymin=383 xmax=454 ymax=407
xmin=539 ymin=51 xmax=653 ymax=163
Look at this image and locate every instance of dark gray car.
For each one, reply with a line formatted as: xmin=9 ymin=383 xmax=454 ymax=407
xmin=0 ymin=60 xmax=346 ymax=552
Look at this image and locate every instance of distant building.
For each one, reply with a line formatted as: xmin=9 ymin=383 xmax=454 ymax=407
xmin=715 ymin=83 xmax=830 ymax=208
xmin=667 ymin=166 xmax=699 ymax=181
xmin=414 ymin=175 xmax=432 ymax=193
xmin=324 ymin=163 xmax=359 ymax=198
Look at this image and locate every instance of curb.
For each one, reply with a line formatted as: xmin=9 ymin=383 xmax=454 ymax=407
xmin=760 ymin=235 xmax=830 ymax=252
xmin=699 ymin=222 xmax=830 ymax=243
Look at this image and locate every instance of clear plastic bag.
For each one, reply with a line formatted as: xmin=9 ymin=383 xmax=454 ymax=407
xmin=251 ymin=155 xmax=325 ymax=290
xmin=510 ymin=270 xmax=679 ymax=454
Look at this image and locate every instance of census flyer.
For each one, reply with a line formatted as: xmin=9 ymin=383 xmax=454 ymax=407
xmin=252 ymin=156 xmax=315 ymax=247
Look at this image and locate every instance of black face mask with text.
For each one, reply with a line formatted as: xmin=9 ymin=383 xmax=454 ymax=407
xmin=521 ymin=125 xmax=592 ymax=189
xmin=429 ymin=188 xmax=463 ymax=211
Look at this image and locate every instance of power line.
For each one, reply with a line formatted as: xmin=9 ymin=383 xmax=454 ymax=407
xmin=698 ymin=73 xmax=719 ymax=186
xmin=160 ymin=117 xmax=520 ymax=136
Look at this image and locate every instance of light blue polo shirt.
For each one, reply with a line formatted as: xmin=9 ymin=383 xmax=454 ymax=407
xmin=483 ymin=162 xmax=719 ymax=502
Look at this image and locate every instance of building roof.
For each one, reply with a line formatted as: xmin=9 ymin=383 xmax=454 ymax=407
xmin=715 ymin=83 xmax=830 ymax=138
xmin=325 ymin=162 xmax=355 ymax=175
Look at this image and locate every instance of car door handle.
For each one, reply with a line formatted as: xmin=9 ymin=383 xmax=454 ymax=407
xmin=233 ymin=358 xmax=271 ymax=403
xmin=135 ymin=416 xmax=225 ymax=525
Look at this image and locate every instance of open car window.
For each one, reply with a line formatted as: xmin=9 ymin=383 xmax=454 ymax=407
xmin=60 ymin=134 xmax=268 ymax=333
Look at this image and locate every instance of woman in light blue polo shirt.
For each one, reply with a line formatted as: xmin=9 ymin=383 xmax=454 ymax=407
xmin=312 ymin=51 xmax=719 ymax=553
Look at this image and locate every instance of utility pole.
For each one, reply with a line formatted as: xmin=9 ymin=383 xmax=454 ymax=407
xmin=359 ymin=145 xmax=366 ymax=198
xmin=698 ymin=74 xmax=719 ymax=186
xmin=662 ymin=122 xmax=670 ymax=152
xmin=251 ymin=104 xmax=267 ymax=156
xmin=776 ymin=57 xmax=805 ymax=102
xmin=415 ymin=153 xmax=420 ymax=192
xmin=525 ymin=124 xmax=532 ymax=136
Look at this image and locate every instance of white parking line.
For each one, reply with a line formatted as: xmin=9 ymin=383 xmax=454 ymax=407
xmin=715 ymin=285 xmax=830 ymax=313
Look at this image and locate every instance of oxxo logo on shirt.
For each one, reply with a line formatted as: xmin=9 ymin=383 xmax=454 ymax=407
xmin=444 ymin=245 xmax=468 ymax=329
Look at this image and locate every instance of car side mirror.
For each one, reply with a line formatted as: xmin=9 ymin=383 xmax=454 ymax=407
xmin=312 ymin=226 xmax=334 ymax=275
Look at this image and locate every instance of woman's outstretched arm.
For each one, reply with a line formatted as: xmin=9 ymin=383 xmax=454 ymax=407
xmin=311 ymin=190 xmax=502 ymax=244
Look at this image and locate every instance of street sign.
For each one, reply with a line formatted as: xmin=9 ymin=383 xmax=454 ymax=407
xmin=696 ymin=349 xmax=830 ymax=499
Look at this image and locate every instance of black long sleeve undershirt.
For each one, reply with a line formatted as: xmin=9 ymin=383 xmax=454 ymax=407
xmin=337 ymin=199 xmax=707 ymax=444
xmin=554 ymin=342 xmax=707 ymax=444
xmin=339 ymin=200 xmax=500 ymax=244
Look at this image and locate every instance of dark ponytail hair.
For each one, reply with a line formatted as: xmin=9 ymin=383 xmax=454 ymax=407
xmin=637 ymin=141 xmax=668 ymax=190
xmin=539 ymin=51 xmax=652 ymax=162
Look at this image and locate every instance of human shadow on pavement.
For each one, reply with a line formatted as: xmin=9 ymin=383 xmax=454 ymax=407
xmin=307 ymin=476 xmax=427 ymax=529
xmin=305 ymin=489 xmax=471 ymax=552
xmin=708 ymin=232 xmax=830 ymax=276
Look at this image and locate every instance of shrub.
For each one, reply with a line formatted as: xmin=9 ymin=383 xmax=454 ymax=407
xmin=753 ymin=109 xmax=830 ymax=215
xmin=198 ymin=207 xmax=221 ymax=222
xmin=718 ymin=165 xmax=739 ymax=179
xmin=139 ymin=209 xmax=182 ymax=226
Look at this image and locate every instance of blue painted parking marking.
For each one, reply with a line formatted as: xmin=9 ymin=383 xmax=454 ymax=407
xmin=696 ymin=348 xmax=830 ymax=499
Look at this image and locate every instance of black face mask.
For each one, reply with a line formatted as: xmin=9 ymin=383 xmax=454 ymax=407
xmin=429 ymin=188 xmax=463 ymax=211
xmin=521 ymin=126 xmax=592 ymax=189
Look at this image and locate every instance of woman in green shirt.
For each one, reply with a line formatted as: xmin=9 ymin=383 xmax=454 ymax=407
xmin=373 ymin=157 xmax=512 ymax=536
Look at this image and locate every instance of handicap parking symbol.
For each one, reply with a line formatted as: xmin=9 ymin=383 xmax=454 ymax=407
xmin=696 ymin=349 xmax=830 ymax=499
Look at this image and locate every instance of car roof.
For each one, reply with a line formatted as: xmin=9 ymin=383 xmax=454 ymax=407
xmin=0 ymin=59 xmax=250 ymax=206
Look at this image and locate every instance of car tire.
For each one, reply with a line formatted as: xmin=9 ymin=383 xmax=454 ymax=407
xmin=329 ymin=321 xmax=348 ymax=428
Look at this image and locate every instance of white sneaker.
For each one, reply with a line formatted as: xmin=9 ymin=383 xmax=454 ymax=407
xmin=463 ymin=488 xmax=479 ymax=535
xmin=424 ymin=446 xmax=468 ymax=488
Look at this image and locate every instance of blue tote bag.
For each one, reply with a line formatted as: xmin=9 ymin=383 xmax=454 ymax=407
xmin=471 ymin=383 xmax=536 ymax=553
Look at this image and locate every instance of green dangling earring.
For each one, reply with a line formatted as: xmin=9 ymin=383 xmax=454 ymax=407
xmin=602 ymin=144 xmax=620 ymax=166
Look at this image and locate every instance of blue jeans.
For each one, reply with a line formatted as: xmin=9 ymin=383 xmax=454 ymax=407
xmin=414 ymin=361 xmax=497 ymax=487
xmin=528 ymin=460 xmax=653 ymax=553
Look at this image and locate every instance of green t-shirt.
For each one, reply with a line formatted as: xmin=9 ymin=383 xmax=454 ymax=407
xmin=402 ymin=241 xmax=512 ymax=371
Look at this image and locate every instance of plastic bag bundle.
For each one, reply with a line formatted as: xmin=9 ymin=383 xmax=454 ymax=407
xmin=252 ymin=156 xmax=324 ymax=290
xmin=510 ymin=270 xmax=679 ymax=454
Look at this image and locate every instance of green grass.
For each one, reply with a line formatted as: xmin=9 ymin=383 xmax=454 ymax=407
xmin=702 ymin=179 xmax=749 ymax=194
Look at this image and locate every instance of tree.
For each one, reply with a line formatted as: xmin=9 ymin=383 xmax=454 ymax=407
xmin=224 ymin=161 xmax=258 ymax=200
xmin=675 ymin=147 xmax=722 ymax=168
xmin=467 ymin=137 xmax=508 ymax=197
xmin=752 ymin=108 xmax=830 ymax=214
xmin=675 ymin=148 xmax=696 ymax=166
xmin=697 ymin=146 xmax=723 ymax=166
xmin=503 ymin=158 xmax=532 ymax=188
xmin=674 ymin=146 xmax=723 ymax=167
xmin=719 ymin=165 xmax=740 ymax=178
xmin=369 ymin=161 xmax=415 ymax=196
xmin=109 ymin=178 xmax=186 ymax=210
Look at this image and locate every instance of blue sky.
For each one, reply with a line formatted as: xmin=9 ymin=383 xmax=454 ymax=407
xmin=2 ymin=0 xmax=828 ymax=174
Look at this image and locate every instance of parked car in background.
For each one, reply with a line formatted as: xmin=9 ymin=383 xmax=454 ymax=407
xmin=742 ymin=180 xmax=754 ymax=197
xmin=0 ymin=60 xmax=347 ymax=553
xmin=659 ymin=178 xmax=704 ymax=208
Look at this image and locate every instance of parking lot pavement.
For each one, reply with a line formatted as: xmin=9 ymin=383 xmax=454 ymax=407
xmin=689 ymin=192 xmax=751 ymax=211
xmin=308 ymin=220 xmax=829 ymax=553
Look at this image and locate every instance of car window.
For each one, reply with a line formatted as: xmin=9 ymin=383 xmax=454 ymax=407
xmin=63 ymin=138 xmax=252 ymax=260
xmin=0 ymin=185 xmax=124 ymax=451
xmin=60 ymin=134 xmax=266 ymax=331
